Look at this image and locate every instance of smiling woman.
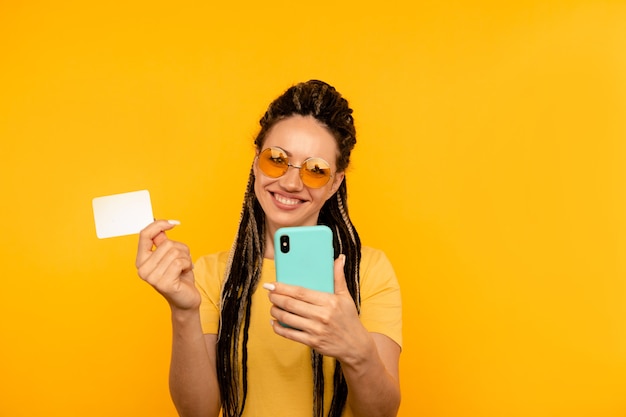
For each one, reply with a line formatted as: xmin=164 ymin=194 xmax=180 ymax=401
xmin=135 ymin=80 xmax=403 ymax=417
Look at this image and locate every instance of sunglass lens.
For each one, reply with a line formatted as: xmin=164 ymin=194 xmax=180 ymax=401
xmin=259 ymin=148 xmax=288 ymax=178
xmin=302 ymin=158 xmax=331 ymax=188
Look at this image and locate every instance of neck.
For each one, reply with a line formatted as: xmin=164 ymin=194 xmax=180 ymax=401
xmin=264 ymin=226 xmax=276 ymax=259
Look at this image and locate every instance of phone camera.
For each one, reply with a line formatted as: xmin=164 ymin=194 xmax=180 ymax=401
xmin=279 ymin=235 xmax=290 ymax=253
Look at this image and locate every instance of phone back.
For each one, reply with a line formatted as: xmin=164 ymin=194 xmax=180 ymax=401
xmin=274 ymin=225 xmax=334 ymax=293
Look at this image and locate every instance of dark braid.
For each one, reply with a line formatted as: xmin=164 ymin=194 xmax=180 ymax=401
xmin=217 ymin=171 xmax=265 ymax=417
xmin=217 ymin=80 xmax=360 ymax=417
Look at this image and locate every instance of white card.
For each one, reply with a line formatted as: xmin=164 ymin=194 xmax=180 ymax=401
xmin=92 ymin=190 xmax=154 ymax=239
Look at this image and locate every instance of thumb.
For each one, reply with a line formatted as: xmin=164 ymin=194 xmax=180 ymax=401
xmin=333 ymin=254 xmax=348 ymax=295
xmin=153 ymin=231 xmax=168 ymax=247
xmin=152 ymin=219 xmax=181 ymax=247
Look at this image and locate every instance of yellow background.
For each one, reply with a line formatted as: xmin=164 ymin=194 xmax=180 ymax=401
xmin=1 ymin=1 xmax=625 ymax=416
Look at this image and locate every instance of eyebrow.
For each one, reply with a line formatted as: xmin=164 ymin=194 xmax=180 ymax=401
xmin=273 ymin=146 xmax=291 ymax=156
xmin=267 ymin=145 xmax=331 ymax=164
xmin=269 ymin=146 xmax=299 ymax=159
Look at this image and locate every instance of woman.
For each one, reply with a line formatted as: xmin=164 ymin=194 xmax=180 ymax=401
xmin=136 ymin=80 xmax=402 ymax=417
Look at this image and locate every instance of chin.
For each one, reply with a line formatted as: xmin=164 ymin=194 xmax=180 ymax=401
xmin=266 ymin=212 xmax=318 ymax=230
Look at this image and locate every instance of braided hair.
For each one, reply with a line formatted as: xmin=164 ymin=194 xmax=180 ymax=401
xmin=217 ymin=80 xmax=361 ymax=417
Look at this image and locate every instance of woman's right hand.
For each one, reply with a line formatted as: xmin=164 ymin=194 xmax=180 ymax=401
xmin=135 ymin=220 xmax=200 ymax=311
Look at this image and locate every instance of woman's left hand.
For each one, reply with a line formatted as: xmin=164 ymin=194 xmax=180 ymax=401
xmin=264 ymin=255 xmax=371 ymax=360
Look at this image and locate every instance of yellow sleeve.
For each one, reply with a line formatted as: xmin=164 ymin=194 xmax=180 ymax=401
xmin=194 ymin=251 xmax=229 ymax=334
xmin=359 ymin=247 xmax=403 ymax=349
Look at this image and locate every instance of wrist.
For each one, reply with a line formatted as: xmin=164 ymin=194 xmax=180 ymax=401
xmin=340 ymin=332 xmax=377 ymax=373
xmin=170 ymin=304 xmax=201 ymax=323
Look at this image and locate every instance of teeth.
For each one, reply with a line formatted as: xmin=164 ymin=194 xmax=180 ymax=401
xmin=274 ymin=194 xmax=301 ymax=206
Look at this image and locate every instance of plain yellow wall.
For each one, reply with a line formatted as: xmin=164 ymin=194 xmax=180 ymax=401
xmin=1 ymin=1 xmax=625 ymax=416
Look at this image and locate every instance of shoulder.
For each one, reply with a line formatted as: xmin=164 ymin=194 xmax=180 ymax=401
xmin=195 ymin=250 xmax=230 ymax=270
xmin=361 ymin=246 xmax=391 ymax=263
xmin=360 ymin=246 xmax=396 ymax=277
xmin=358 ymin=246 xmax=403 ymax=348
xmin=194 ymin=251 xmax=230 ymax=335
xmin=359 ymin=246 xmax=401 ymax=299
xmin=194 ymin=251 xmax=230 ymax=286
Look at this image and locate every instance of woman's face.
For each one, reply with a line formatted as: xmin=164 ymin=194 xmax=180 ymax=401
xmin=253 ymin=115 xmax=345 ymax=241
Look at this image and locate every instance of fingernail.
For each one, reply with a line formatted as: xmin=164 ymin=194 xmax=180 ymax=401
xmin=168 ymin=220 xmax=181 ymax=225
xmin=270 ymin=319 xmax=275 ymax=327
xmin=340 ymin=254 xmax=346 ymax=267
xmin=262 ymin=283 xmax=276 ymax=291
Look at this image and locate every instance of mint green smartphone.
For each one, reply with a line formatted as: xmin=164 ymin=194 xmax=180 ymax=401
xmin=274 ymin=225 xmax=334 ymax=293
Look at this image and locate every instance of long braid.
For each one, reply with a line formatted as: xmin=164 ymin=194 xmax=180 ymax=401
xmin=218 ymin=167 xmax=265 ymax=417
xmin=312 ymin=350 xmax=325 ymax=417
xmin=217 ymin=80 xmax=359 ymax=417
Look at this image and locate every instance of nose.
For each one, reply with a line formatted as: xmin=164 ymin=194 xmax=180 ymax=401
xmin=279 ymin=164 xmax=304 ymax=191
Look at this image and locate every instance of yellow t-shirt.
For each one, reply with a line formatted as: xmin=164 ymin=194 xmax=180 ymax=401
xmin=194 ymin=246 xmax=402 ymax=417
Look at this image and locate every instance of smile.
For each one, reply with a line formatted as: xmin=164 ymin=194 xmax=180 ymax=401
xmin=273 ymin=193 xmax=303 ymax=206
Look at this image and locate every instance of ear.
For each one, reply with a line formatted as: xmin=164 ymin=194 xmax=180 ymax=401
xmin=329 ymin=171 xmax=345 ymax=196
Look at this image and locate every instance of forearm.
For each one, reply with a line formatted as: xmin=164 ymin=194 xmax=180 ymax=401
xmin=169 ymin=308 xmax=220 ymax=417
xmin=341 ymin=335 xmax=401 ymax=417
